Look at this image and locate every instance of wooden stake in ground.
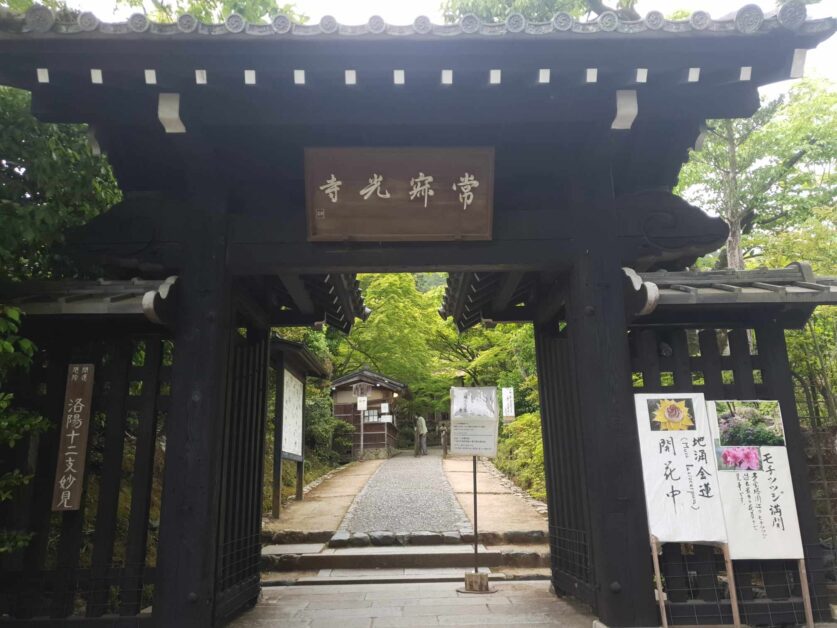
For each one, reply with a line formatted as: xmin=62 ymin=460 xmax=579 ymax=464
xmin=798 ymin=557 xmax=814 ymax=628
xmin=720 ymin=544 xmax=741 ymax=628
xmin=649 ymin=536 xmax=667 ymax=628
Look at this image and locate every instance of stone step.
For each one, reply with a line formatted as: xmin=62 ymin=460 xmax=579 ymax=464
xmin=260 ymin=528 xmax=549 ymax=546
xmin=260 ymin=544 xmax=550 ymax=571
xmin=265 ymin=569 xmax=507 ymax=586
xmin=260 ymin=530 xmax=333 ymax=544
xmin=324 ymin=529 xmax=548 ymax=548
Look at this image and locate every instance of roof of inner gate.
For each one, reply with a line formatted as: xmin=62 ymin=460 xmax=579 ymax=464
xmin=442 ymin=264 xmax=837 ymax=332
xmin=4 ymin=2 xmax=832 ymax=40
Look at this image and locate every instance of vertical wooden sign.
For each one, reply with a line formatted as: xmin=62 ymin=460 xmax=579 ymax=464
xmin=52 ymin=364 xmax=95 ymax=512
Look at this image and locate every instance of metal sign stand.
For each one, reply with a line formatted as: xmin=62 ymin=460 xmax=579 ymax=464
xmin=458 ymin=456 xmax=496 ymax=594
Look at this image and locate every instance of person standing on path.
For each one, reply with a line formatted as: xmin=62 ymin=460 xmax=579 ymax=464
xmin=416 ymin=415 xmax=428 ymax=455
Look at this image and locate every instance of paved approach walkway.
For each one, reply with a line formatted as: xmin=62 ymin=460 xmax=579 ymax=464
xmin=263 ymin=459 xmax=384 ymax=537
xmin=444 ymin=456 xmax=549 ymax=535
xmin=229 ymin=580 xmax=595 ymax=627
xmin=342 ymin=450 xmax=470 ymax=534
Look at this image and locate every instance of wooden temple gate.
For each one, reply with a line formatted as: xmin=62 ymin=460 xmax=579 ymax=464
xmin=0 ymin=3 xmax=835 ymax=627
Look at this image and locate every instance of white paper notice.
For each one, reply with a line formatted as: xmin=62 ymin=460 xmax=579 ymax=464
xmin=450 ymin=387 xmax=498 ymax=458
xmin=357 ymin=396 xmax=367 ymax=412
xmin=634 ymin=393 xmax=727 ymax=544
xmin=281 ymin=369 xmax=304 ymax=458
xmin=502 ymin=387 xmax=515 ymax=419
xmin=707 ymin=400 xmax=803 ymax=560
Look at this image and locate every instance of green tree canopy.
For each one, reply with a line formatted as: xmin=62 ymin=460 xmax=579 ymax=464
xmin=676 ymin=79 xmax=836 ymax=270
xmin=442 ymin=0 xmax=638 ymax=23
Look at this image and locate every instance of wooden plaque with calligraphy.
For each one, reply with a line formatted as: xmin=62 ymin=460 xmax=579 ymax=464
xmin=52 ymin=364 xmax=95 ymax=512
xmin=305 ymin=147 xmax=494 ymax=242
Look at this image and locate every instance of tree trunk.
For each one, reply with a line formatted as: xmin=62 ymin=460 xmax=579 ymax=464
xmin=727 ymin=220 xmax=745 ymax=271
xmin=722 ymin=120 xmax=745 ymax=270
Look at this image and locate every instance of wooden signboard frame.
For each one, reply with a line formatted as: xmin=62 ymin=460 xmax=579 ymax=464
xmin=305 ymin=147 xmax=494 ymax=242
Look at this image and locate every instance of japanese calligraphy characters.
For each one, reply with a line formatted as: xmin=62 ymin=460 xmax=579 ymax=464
xmin=305 ymin=147 xmax=494 ymax=242
xmin=52 ymin=364 xmax=95 ymax=511
xmin=359 ymin=173 xmax=391 ymax=200
xmin=281 ymin=369 xmax=304 ymax=459
xmin=452 ymin=173 xmax=479 ymax=210
xmin=707 ymin=400 xmax=803 ymax=560
xmin=635 ymin=394 xmax=804 ymax=558
xmin=319 ymin=174 xmax=342 ymax=203
xmin=635 ymin=393 xmax=727 ymax=544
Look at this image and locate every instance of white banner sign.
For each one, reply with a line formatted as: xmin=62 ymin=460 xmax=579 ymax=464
xmin=381 ymin=402 xmax=389 ymax=414
xmin=502 ymin=387 xmax=515 ymax=419
xmin=634 ymin=393 xmax=726 ymax=544
xmin=357 ymin=396 xmax=367 ymax=411
xmin=281 ymin=369 xmax=304 ymax=458
xmin=450 ymin=387 xmax=498 ymax=457
xmin=707 ymin=400 xmax=803 ymax=560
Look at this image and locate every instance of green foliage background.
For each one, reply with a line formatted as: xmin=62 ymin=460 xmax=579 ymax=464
xmin=0 ymin=0 xmax=834 ymax=554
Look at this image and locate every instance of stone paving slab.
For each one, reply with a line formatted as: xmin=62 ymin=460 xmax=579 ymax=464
xmin=229 ymin=581 xmax=595 ymax=627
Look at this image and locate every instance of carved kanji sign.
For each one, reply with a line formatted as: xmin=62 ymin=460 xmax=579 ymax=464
xmin=52 ymin=364 xmax=95 ymax=511
xmin=305 ymin=147 xmax=494 ymax=242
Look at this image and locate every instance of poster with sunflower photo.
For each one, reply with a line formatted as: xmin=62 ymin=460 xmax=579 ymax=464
xmin=634 ymin=393 xmax=727 ymax=544
xmin=707 ymin=400 xmax=803 ymax=560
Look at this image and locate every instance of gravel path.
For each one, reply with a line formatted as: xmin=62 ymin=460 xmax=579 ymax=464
xmin=341 ymin=450 xmax=470 ymax=533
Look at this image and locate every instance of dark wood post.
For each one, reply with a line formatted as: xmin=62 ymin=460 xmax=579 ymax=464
xmin=296 ymin=381 xmax=306 ymax=501
xmin=154 ymin=156 xmax=233 ymax=626
xmin=272 ymin=353 xmax=285 ymax=518
xmin=756 ymin=322 xmax=829 ymax=617
xmin=561 ymin=155 xmax=657 ymax=626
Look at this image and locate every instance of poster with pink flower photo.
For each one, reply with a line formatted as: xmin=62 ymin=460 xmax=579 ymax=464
xmin=707 ymin=400 xmax=803 ymax=560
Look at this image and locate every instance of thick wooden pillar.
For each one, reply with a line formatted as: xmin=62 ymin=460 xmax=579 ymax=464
xmin=272 ymin=353 xmax=284 ymax=518
xmin=154 ymin=164 xmax=232 ymax=626
xmin=561 ymin=150 xmax=656 ymax=626
xmin=756 ymin=323 xmax=830 ymax=618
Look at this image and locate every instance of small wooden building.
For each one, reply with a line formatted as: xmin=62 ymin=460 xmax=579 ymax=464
xmin=331 ymin=369 xmax=408 ymax=459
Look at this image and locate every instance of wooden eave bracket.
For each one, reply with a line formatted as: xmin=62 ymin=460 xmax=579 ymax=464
xmin=158 ymin=93 xmax=186 ymax=134
xmin=142 ymin=275 xmax=178 ymax=326
xmin=612 ymin=89 xmax=638 ymax=130
xmin=623 ymin=267 xmax=659 ymax=318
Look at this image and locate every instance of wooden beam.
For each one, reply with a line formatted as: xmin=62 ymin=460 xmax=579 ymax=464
xmin=535 ymin=276 xmax=567 ymax=325
xmin=447 ymin=272 xmax=474 ymax=323
xmin=279 ymin=274 xmax=315 ymax=314
xmin=326 ymin=274 xmax=356 ymax=322
xmin=269 ymin=309 xmax=325 ymax=327
xmin=483 ymin=305 xmax=535 ymax=323
xmin=491 ymin=271 xmax=525 ymax=312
